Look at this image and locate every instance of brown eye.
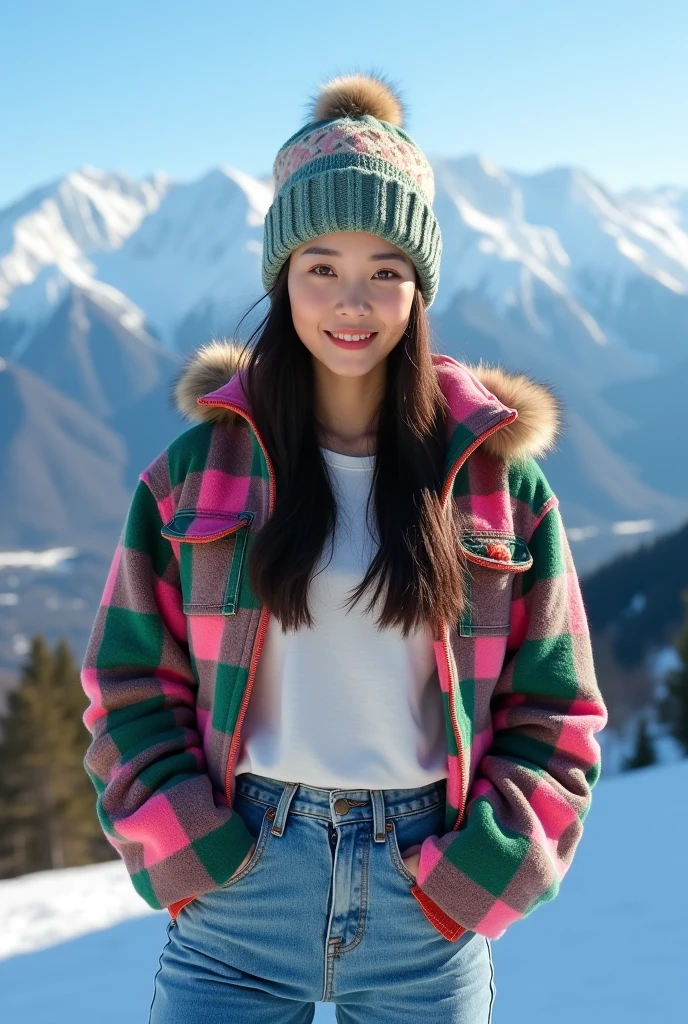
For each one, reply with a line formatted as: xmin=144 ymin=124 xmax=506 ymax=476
xmin=374 ymin=269 xmax=399 ymax=279
xmin=311 ymin=265 xmax=334 ymax=275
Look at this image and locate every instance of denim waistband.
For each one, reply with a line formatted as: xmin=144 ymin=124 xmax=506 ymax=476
xmin=234 ymin=771 xmax=447 ymax=843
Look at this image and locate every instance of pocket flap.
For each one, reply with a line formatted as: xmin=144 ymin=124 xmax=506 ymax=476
xmin=161 ymin=509 xmax=254 ymax=543
xmin=460 ymin=532 xmax=532 ymax=572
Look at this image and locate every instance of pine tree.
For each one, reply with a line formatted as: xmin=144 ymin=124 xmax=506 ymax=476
xmin=49 ymin=638 xmax=115 ymax=867
xmin=0 ymin=635 xmax=58 ymax=874
xmin=662 ymin=588 xmax=688 ymax=754
xmin=0 ymin=635 xmax=116 ymax=878
xmin=623 ymin=715 xmax=656 ymax=771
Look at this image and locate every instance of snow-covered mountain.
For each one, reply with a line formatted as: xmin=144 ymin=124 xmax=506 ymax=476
xmin=3 ymin=156 xmax=686 ymax=362
xmin=432 ymin=158 xmax=687 ymax=334
xmin=432 ymin=158 xmax=688 ymax=389
xmin=0 ymin=164 xmax=270 ymax=356
xmin=0 ymin=167 xmax=171 ymax=355
xmin=0 ymin=156 xmax=687 ymax=572
xmin=91 ymin=166 xmax=272 ymax=352
xmin=2 ymin=759 xmax=686 ymax=1022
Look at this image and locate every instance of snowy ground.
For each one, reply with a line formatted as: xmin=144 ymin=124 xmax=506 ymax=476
xmin=1 ymin=760 xmax=686 ymax=1023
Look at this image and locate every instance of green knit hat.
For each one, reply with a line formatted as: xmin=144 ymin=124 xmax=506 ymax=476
xmin=261 ymin=73 xmax=442 ymax=307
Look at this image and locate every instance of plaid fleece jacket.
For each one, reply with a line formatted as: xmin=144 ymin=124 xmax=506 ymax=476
xmin=81 ymin=346 xmax=607 ymax=941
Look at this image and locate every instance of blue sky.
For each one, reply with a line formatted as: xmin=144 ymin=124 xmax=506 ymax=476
xmin=1 ymin=0 xmax=685 ymax=210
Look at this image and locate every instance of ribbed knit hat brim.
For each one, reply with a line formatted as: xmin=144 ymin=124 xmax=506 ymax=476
xmin=262 ymin=155 xmax=442 ymax=305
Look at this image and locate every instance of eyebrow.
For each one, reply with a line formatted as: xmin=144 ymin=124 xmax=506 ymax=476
xmin=299 ymin=245 xmax=412 ymax=265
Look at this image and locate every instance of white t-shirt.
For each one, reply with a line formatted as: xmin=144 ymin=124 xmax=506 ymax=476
xmin=233 ymin=446 xmax=447 ymax=790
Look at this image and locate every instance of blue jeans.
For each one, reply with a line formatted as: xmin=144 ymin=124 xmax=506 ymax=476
xmin=149 ymin=771 xmax=496 ymax=1023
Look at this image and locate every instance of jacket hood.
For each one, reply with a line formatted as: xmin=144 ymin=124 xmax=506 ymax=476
xmin=172 ymin=338 xmax=561 ymax=461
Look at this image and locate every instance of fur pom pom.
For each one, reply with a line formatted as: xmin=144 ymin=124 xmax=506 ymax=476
xmin=310 ymin=73 xmax=405 ymax=127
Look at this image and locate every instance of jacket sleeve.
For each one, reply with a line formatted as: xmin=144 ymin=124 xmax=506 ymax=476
xmin=81 ymin=474 xmax=255 ymax=912
xmin=411 ymin=498 xmax=608 ymax=940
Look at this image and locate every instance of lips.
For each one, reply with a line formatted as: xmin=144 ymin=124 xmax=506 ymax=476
xmin=325 ymin=330 xmax=378 ymax=341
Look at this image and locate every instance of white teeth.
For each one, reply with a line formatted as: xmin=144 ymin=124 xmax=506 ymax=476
xmin=330 ymin=332 xmax=373 ymax=341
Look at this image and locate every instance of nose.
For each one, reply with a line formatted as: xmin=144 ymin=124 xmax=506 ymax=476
xmin=334 ymin=280 xmax=371 ymax=315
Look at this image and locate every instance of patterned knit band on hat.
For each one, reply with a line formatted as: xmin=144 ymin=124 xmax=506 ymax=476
xmin=261 ymin=73 xmax=442 ymax=307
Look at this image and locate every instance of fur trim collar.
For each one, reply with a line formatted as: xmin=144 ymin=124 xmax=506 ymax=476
xmin=172 ymin=339 xmax=561 ymax=461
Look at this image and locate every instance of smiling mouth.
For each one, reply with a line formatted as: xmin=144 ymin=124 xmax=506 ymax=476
xmin=325 ymin=330 xmax=378 ymax=342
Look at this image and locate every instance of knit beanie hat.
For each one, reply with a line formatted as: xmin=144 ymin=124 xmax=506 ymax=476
xmin=261 ymin=73 xmax=442 ymax=307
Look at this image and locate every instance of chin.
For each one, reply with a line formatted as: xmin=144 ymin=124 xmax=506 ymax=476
xmin=321 ymin=351 xmax=384 ymax=376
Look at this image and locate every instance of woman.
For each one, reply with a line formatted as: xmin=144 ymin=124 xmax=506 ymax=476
xmin=81 ymin=73 xmax=607 ymax=1023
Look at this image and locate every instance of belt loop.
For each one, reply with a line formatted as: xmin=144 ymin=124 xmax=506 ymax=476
xmin=271 ymin=781 xmax=299 ymax=836
xmin=371 ymin=790 xmax=386 ymax=842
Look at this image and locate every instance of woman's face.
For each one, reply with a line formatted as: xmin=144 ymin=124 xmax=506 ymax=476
xmin=287 ymin=231 xmax=417 ymax=378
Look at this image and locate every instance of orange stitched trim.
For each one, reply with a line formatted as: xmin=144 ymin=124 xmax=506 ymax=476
xmin=411 ymin=885 xmax=467 ymax=942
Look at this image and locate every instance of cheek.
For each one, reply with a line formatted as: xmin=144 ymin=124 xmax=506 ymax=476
xmin=288 ymin=278 xmax=325 ymax=330
xmin=381 ymin=284 xmax=415 ymax=327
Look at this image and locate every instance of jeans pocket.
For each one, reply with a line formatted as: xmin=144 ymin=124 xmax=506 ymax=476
xmin=219 ymin=802 xmax=276 ymax=888
xmin=386 ymin=802 xmax=445 ymax=887
xmin=387 ymin=820 xmax=419 ymax=886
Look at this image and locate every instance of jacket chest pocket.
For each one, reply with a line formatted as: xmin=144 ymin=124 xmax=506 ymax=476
xmin=458 ymin=532 xmax=532 ymax=638
xmin=161 ymin=509 xmax=255 ymax=616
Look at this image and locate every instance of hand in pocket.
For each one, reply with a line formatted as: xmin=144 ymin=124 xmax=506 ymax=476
xmin=229 ymin=842 xmax=256 ymax=880
xmin=400 ymin=843 xmax=422 ymax=880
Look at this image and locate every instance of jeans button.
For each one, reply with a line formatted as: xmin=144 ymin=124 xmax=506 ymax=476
xmin=334 ymin=797 xmax=350 ymax=814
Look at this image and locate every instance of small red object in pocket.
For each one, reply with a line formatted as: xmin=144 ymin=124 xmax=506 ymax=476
xmin=485 ymin=541 xmax=511 ymax=561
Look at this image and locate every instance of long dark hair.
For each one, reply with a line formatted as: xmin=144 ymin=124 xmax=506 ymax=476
xmin=233 ymin=260 xmax=466 ymax=638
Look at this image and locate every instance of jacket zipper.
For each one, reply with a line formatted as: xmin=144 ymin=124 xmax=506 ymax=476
xmin=196 ymin=396 xmax=276 ymax=810
xmin=437 ymin=412 xmax=517 ymax=831
xmin=198 ymin=395 xmax=515 ymax=823
xmin=225 ymin=604 xmax=271 ymax=804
